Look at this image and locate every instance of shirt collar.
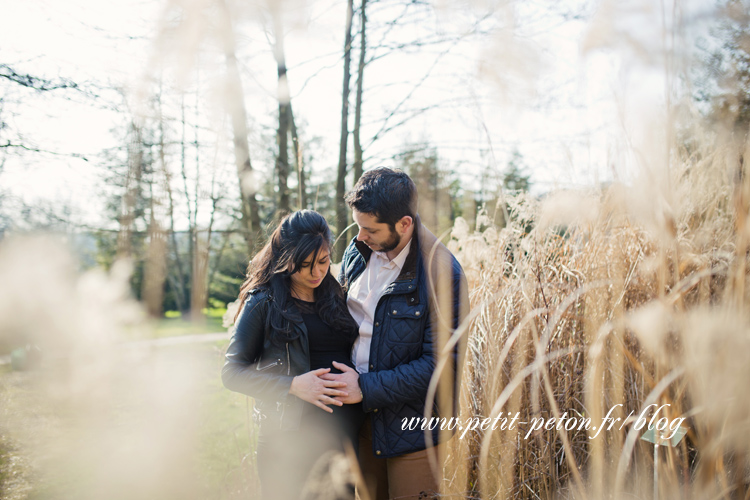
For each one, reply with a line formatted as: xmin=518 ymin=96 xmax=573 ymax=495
xmin=374 ymin=238 xmax=412 ymax=271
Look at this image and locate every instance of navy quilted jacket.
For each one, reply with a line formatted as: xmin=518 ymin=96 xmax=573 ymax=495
xmin=338 ymin=219 xmax=469 ymax=458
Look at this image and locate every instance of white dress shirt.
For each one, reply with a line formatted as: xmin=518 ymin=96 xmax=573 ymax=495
xmin=347 ymin=239 xmax=412 ymax=373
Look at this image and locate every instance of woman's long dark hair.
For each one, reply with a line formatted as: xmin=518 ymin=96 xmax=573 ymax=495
xmin=234 ymin=210 xmax=358 ymax=345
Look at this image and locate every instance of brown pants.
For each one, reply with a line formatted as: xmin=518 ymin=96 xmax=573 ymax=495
xmin=357 ymin=416 xmax=443 ymax=500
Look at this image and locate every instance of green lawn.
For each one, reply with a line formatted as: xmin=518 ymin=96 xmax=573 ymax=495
xmin=196 ymin=341 xmax=261 ymax=499
xmin=152 ymin=308 xmax=229 ymax=338
xmin=152 ymin=316 xmax=226 ymax=337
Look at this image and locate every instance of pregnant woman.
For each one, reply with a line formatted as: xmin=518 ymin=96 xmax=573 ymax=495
xmin=222 ymin=210 xmax=365 ymax=500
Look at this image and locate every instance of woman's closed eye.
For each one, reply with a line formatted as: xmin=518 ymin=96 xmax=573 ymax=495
xmin=300 ymin=258 xmax=329 ymax=269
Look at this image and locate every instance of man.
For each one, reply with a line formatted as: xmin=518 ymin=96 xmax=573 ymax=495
xmin=324 ymin=167 xmax=469 ymax=500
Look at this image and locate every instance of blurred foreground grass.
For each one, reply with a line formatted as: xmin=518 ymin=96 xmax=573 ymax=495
xmin=0 ymin=340 xmax=258 ymax=500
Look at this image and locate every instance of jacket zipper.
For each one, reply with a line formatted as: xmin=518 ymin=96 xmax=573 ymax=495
xmin=285 ymin=342 xmax=291 ymax=375
xmin=256 ymin=359 xmax=282 ymax=371
xmin=279 ymin=342 xmax=291 ymax=427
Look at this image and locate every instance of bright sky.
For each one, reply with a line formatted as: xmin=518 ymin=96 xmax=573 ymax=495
xmin=1 ymin=0 xmax=159 ymax=226
xmin=0 ymin=0 xmax=715 ymax=231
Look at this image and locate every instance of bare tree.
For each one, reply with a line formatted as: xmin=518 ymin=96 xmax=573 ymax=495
xmin=0 ymin=64 xmax=91 ymax=159
xmin=117 ymin=120 xmax=145 ymax=260
xmin=218 ymin=0 xmax=262 ymax=252
xmin=272 ymin=15 xmax=291 ymax=216
xmin=290 ymin=103 xmax=307 ymax=209
xmin=335 ymin=0 xmax=355 ymax=259
xmin=142 ymin=214 xmax=168 ymax=318
xmin=156 ymin=88 xmax=187 ymax=313
xmin=353 ymin=0 xmax=367 ymax=183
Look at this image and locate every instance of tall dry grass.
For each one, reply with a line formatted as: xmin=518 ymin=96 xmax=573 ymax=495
xmin=440 ymin=121 xmax=750 ymax=499
xmin=2 ymin=1 xmax=748 ymax=499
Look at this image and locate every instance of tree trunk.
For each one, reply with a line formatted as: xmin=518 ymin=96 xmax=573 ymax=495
xmin=116 ymin=121 xmax=143 ymax=260
xmin=289 ymin=103 xmax=306 ymax=209
xmin=191 ymin=232 xmax=209 ymax=323
xmin=142 ymin=213 xmax=168 ymax=318
xmin=219 ymin=0 xmax=262 ymax=253
xmin=190 ymin=81 xmax=205 ymax=321
xmin=353 ymin=0 xmax=367 ymax=183
xmin=273 ymin=16 xmax=291 ymax=216
xmin=335 ymin=0 xmax=354 ymax=260
xmin=157 ymin=87 xmax=186 ymax=312
xmin=350 ymin=0 xmax=367 ymax=245
xmin=180 ymin=97 xmax=194 ymax=314
xmin=204 ymin=150 xmax=224 ymax=314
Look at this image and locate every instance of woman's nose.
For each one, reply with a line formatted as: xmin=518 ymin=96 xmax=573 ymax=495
xmin=312 ymin=265 xmax=324 ymax=278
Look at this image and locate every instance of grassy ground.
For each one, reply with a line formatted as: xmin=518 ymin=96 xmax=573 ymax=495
xmin=0 ymin=365 xmax=33 ymax=500
xmin=194 ymin=340 xmax=259 ymax=499
xmin=151 ymin=316 xmax=226 ymax=338
xmin=0 ymin=339 xmax=258 ymax=500
xmin=1 ymin=311 xmax=229 ymax=356
xmin=151 ymin=309 xmax=228 ymax=338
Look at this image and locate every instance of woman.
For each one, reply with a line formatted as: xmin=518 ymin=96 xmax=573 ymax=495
xmin=222 ymin=210 xmax=364 ymax=500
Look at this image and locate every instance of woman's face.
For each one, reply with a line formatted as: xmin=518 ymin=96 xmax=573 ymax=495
xmin=289 ymin=247 xmax=330 ymax=299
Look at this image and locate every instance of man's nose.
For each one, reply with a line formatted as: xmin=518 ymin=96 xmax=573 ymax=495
xmin=357 ymin=228 xmax=367 ymax=241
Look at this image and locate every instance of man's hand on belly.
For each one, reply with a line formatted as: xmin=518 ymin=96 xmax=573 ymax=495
xmin=321 ymin=361 xmax=363 ymax=404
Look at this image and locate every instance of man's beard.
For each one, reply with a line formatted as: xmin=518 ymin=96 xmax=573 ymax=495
xmin=377 ymin=228 xmax=401 ymax=253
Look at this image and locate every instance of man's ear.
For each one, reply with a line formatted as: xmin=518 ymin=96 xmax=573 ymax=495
xmin=397 ymin=215 xmax=413 ymax=234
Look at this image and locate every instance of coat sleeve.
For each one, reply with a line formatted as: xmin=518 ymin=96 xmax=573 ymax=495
xmin=358 ymin=259 xmax=469 ymax=412
xmin=221 ymin=294 xmax=295 ymax=403
xmin=358 ymin=338 xmax=435 ymax=412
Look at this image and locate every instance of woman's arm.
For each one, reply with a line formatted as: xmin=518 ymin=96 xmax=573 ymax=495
xmin=222 ymin=294 xmax=295 ymax=404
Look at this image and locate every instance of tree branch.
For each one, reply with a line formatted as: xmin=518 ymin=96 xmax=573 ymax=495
xmin=0 ymin=141 xmax=90 ymax=161
xmin=0 ymin=64 xmax=79 ymax=91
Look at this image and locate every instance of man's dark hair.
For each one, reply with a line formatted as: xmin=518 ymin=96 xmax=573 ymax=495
xmin=344 ymin=167 xmax=418 ymax=227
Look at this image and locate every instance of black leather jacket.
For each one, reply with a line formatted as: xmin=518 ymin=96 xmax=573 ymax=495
xmin=222 ymin=289 xmax=311 ymax=430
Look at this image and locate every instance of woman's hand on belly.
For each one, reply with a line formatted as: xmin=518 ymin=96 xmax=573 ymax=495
xmin=289 ymin=368 xmax=349 ymax=413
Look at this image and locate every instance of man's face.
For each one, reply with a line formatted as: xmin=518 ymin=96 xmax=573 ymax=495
xmin=352 ymin=209 xmax=401 ymax=253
